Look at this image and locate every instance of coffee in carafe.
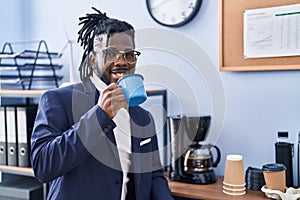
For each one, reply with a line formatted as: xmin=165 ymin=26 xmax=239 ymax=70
xmin=184 ymin=143 xmax=220 ymax=174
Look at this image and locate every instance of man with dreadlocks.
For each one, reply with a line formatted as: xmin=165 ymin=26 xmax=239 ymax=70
xmin=30 ymin=7 xmax=173 ymax=200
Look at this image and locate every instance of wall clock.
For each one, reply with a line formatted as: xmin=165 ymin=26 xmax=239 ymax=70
xmin=146 ymin=0 xmax=202 ymax=27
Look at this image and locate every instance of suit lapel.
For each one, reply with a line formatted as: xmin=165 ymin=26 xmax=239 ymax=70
xmin=82 ymin=79 xmax=99 ymax=107
xmin=82 ymin=79 xmax=117 ymax=142
xmin=80 ymin=79 xmax=120 ymax=167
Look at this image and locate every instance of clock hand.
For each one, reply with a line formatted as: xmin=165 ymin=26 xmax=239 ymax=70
xmin=151 ymin=0 xmax=172 ymax=10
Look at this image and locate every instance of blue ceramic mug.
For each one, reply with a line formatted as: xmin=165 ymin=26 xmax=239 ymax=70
xmin=117 ymin=74 xmax=147 ymax=106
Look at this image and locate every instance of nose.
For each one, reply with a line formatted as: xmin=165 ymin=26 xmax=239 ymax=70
xmin=114 ymin=53 xmax=128 ymax=66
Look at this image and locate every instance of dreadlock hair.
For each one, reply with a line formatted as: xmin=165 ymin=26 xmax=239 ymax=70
xmin=77 ymin=7 xmax=135 ymax=81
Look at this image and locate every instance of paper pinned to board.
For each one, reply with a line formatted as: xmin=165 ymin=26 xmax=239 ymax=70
xmin=244 ymin=4 xmax=300 ymax=59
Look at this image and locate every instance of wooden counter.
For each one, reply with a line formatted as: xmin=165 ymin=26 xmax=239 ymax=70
xmin=166 ymin=176 xmax=268 ymax=200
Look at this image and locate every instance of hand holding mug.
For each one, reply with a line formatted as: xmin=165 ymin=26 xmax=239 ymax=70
xmin=98 ymin=83 xmax=128 ymax=119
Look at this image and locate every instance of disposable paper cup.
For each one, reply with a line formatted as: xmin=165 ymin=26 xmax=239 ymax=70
xmin=223 ymin=154 xmax=245 ymax=186
xmin=117 ymin=74 xmax=147 ymax=106
xmin=262 ymin=163 xmax=286 ymax=192
xmin=223 ymin=185 xmax=246 ymax=192
xmin=223 ymin=182 xmax=246 ymax=190
xmin=223 ymin=188 xmax=246 ymax=196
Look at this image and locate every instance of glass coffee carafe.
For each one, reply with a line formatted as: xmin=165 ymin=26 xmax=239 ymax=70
xmin=183 ymin=143 xmax=221 ymax=173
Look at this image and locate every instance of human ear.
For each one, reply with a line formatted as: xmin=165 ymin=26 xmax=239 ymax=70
xmin=89 ymin=53 xmax=96 ymax=69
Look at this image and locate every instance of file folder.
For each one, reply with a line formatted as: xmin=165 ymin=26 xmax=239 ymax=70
xmin=6 ymin=106 xmax=17 ymax=166
xmin=0 ymin=107 xmax=7 ymax=165
xmin=16 ymin=106 xmax=37 ymax=167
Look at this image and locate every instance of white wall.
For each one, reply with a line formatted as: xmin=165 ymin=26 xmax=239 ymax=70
xmin=2 ymin=0 xmax=300 ymax=186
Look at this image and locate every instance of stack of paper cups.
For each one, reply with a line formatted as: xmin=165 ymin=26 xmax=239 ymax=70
xmin=223 ymin=154 xmax=246 ymax=195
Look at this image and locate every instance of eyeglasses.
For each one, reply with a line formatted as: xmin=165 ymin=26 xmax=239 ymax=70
xmin=100 ymin=47 xmax=141 ymax=64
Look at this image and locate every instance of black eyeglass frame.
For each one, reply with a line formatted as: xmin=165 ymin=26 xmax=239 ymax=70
xmin=99 ymin=47 xmax=141 ymax=65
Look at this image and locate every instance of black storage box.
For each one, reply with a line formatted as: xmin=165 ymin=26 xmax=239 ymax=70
xmin=0 ymin=176 xmax=43 ymax=200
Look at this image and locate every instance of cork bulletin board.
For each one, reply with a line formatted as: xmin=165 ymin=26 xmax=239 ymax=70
xmin=219 ymin=0 xmax=300 ymax=71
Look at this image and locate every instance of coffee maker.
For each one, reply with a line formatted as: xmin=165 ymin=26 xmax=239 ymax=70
xmin=168 ymin=115 xmax=221 ymax=184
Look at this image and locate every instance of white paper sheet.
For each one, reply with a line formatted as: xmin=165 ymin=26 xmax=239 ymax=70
xmin=244 ymin=4 xmax=300 ymax=58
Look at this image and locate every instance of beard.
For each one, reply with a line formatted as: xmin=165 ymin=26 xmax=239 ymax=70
xmin=93 ymin=62 xmax=111 ymax=85
xmin=93 ymin=58 xmax=136 ymax=85
xmin=100 ymin=73 xmax=111 ymax=85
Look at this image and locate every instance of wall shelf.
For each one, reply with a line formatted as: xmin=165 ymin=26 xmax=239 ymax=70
xmin=0 ymin=165 xmax=34 ymax=177
xmin=0 ymin=89 xmax=45 ymax=98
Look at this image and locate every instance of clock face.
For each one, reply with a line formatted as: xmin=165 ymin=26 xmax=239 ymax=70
xmin=146 ymin=0 xmax=202 ymax=27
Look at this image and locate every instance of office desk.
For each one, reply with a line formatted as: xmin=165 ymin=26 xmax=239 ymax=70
xmin=166 ymin=176 xmax=268 ymax=200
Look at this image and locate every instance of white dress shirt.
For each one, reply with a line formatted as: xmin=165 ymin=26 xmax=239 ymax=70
xmin=90 ymin=74 xmax=132 ymax=200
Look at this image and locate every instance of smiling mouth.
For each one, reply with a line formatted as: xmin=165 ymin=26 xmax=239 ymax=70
xmin=110 ymin=67 xmax=130 ymax=78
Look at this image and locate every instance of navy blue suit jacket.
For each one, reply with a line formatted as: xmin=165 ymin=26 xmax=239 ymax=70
xmin=30 ymin=79 xmax=173 ymax=200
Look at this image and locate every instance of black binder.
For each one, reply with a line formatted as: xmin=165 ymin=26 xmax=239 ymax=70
xmin=0 ymin=107 xmax=7 ymax=165
xmin=6 ymin=106 xmax=17 ymax=166
xmin=16 ymin=105 xmax=37 ymax=167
